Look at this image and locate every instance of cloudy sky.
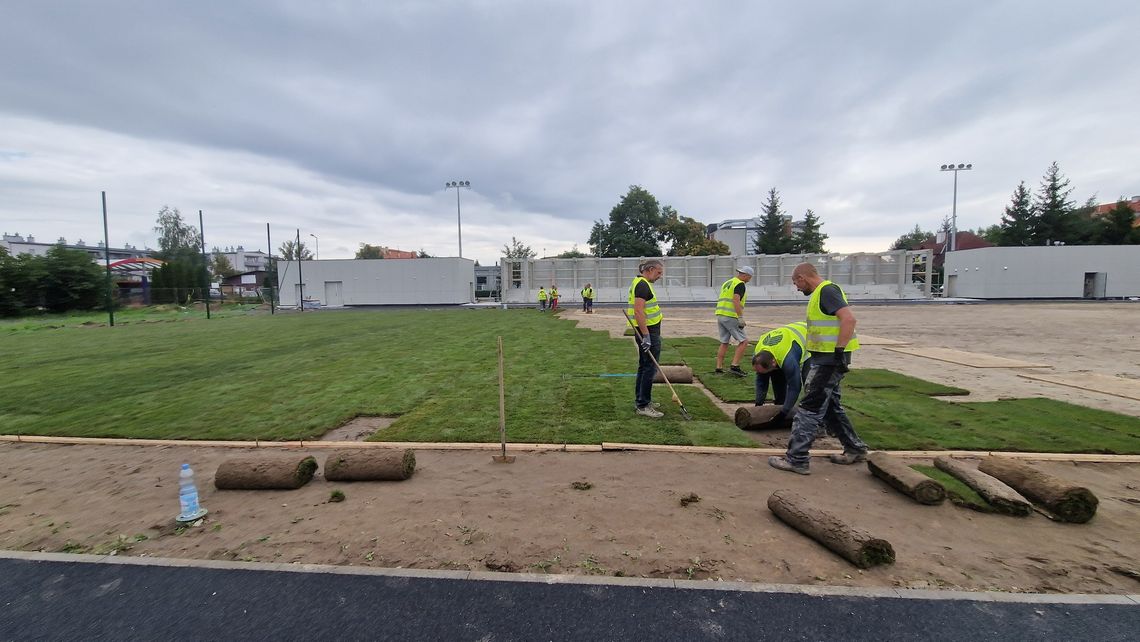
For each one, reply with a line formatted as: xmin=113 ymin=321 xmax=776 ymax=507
xmin=2 ymin=1 xmax=1136 ymax=264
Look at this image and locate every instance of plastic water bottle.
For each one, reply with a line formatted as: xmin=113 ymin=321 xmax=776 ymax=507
xmin=176 ymin=463 xmax=208 ymax=522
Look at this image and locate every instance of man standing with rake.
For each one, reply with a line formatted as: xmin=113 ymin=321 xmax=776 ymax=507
xmin=628 ymin=260 xmax=665 ymax=418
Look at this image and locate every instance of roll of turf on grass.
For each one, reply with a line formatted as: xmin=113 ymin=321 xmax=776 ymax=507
xmin=734 ymin=405 xmax=795 ymax=430
xmin=978 ymin=457 xmax=1098 ymax=523
xmin=934 ymin=456 xmax=1032 ymax=517
xmin=324 ymin=449 xmax=416 ymax=482
xmin=653 ymin=365 xmax=693 ymax=384
xmin=214 ymin=455 xmax=318 ymax=490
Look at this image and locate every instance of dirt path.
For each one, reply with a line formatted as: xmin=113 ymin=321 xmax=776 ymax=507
xmin=568 ymin=302 xmax=1140 ymax=417
xmin=2 ymin=443 xmax=1138 ymax=594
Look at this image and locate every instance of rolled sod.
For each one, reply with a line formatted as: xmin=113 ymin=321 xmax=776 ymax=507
xmin=767 ymin=490 xmax=895 ymax=569
xmin=653 ymin=365 xmax=693 ymax=384
xmin=867 ymin=452 xmax=946 ymax=505
xmin=734 ymin=405 xmax=795 ymax=431
xmin=214 ymin=455 xmax=318 ymax=490
xmin=933 ymin=456 xmax=1032 ymax=517
xmin=977 ymin=457 xmax=1098 ymax=523
xmin=324 ymin=449 xmax=416 ymax=482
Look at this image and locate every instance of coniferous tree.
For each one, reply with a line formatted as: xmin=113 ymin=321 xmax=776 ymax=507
xmin=1032 ymin=162 xmax=1075 ymax=245
xmin=753 ymin=188 xmax=794 ymax=254
xmin=792 ymin=209 xmax=828 ymax=254
xmin=998 ymin=181 xmax=1036 ymax=246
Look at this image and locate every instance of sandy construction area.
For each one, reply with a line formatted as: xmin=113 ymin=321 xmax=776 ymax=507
xmin=1 ymin=443 xmax=1138 ymax=594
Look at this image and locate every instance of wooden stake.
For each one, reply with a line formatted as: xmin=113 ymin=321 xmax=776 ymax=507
xmin=493 ymin=335 xmax=515 ymax=463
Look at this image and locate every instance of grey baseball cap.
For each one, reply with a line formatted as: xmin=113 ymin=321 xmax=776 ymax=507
xmin=736 ymin=266 xmax=755 ymax=276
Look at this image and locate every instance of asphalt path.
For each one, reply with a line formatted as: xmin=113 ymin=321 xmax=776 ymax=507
xmin=2 ymin=556 xmax=1137 ymax=641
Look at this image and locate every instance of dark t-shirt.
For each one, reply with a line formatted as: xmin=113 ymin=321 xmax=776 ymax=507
xmin=810 ymin=284 xmax=850 ymax=365
xmin=733 ymin=282 xmax=746 ymax=299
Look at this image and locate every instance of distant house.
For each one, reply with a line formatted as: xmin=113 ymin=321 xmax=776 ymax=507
xmin=221 ymin=271 xmax=271 ymax=298
xmin=916 ymin=231 xmax=994 ymax=269
xmin=1090 ymin=196 xmax=1140 ymax=228
xmin=1 ymin=232 xmax=150 ymax=261
xmin=379 ymin=247 xmax=418 ymax=259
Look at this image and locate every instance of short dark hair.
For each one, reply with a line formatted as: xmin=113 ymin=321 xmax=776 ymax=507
xmin=752 ymin=350 xmax=777 ymax=370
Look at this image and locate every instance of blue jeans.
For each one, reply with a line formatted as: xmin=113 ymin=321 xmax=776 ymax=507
xmin=785 ymin=363 xmax=867 ymax=467
xmin=635 ymin=329 xmax=662 ymax=409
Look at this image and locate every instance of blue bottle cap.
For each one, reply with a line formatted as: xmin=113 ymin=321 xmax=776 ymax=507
xmin=181 ymin=463 xmax=190 ymax=469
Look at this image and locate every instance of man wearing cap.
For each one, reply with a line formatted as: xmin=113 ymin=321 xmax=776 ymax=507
xmin=714 ymin=266 xmax=754 ymax=377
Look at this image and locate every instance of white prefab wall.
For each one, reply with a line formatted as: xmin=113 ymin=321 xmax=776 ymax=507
xmin=499 ymin=251 xmax=933 ymax=304
xmin=944 ymin=246 xmax=1140 ymax=298
xmin=277 ymin=258 xmax=475 ymax=306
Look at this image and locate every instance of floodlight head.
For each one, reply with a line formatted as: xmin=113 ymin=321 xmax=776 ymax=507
xmin=940 ymin=164 xmax=947 ymax=170
xmin=966 ymin=163 xmax=973 ymax=169
xmin=957 ymin=163 xmax=965 ymax=169
xmin=464 ymin=180 xmax=470 ymax=187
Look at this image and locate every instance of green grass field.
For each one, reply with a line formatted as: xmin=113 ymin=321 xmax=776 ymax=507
xmin=1 ymin=308 xmax=1138 ymax=452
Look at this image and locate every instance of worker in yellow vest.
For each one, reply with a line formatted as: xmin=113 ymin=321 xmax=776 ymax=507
xmin=769 ymin=263 xmax=868 ymax=475
xmin=627 ymin=260 xmax=664 ymax=418
xmin=550 ymin=285 xmax=560 ymax=310
xmin=714 ymin=266 xmax=754 ymax=377
xmin=751 ymin=321 xmax=811 ymax=426
xmin=581 ymin=283 xmax=594 ymax=313
xmin=537 ymin=287 xmax=548 ymax=312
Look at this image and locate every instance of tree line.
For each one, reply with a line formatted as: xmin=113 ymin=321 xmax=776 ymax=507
xmin=892 ymin=162 xmax=1139 ymax=250
xmin=0 ymin=245 xmax=106 ymax=317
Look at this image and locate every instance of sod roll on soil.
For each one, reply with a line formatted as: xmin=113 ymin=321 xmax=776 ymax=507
xmin=933 ymin=456 xmax=1032 ymax=517
xmin=767 ymin=490 xmax=895 ymax=569
xmin=867 ymin=452 xmax=946 ymax=505
xmin=734 ymin=405 xmax=796 ymax=430
xmin=214 ymin=455 xmax=318 ymax=490
xmin=653 ymin=366 xmax=693 ymax=384
xmin=977 ymin=457 xmax=1098 ymax=523
xmin=324 ymin=449 xmax=416 ymax=482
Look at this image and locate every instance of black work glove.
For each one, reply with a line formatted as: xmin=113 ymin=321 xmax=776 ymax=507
xmin=773 ymin=409 xmax=788 ymax=424
xmin=834 ymin=347 xmax=849 ymax=373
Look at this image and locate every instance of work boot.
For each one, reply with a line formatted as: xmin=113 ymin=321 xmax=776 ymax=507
xmin=635 ymin=406 xmax=664 ymax=419
xmin=768 ymin=456 xmax=810 ymax=475
xmin=729 ymin=365 xmax=747 ymax=378
xmin=715 ymin=368 xmax=725 ymax=374
xmin=829 ymin=451 xmax=868 ymax=465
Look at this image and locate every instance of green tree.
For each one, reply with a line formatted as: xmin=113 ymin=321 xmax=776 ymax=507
xmin=1032 ymin=162 xmax=1075 ymax=245
xmin=209 ymin=249 xmax=238 ymax=279
xmin=753 ymin=188 xmax=794 ymax=254
xmin=355 ymin=243 xmax=385 ymax=259
xmin=0 ymin=247 xmax=22 ymax=316
xmin=998 ymin=181 xmax=1036 ymax=246
xmin=557 ymin=245 xmax=589 ymax=258
xmin=890 ymin=224 xmax=933 ymax=251
xmin=153 ymin=206 xmax=201 ymax=260
xmin=39 ymin=246 xmax=105 ymax=312
xmin=973 ymin=224 xmax=1003 ymax=245
xmin=791 ymin=209 xmax=828 ymax=254
xmin=588 ymin=185 xmax=665 ymax=257
xmin=658 ymin=206 xmax=730 ymax=256
xmin=501 ymin=237 xmax=537 ymax=259
xmin=1095 ymin=200 xmax=1139 ymax=244
xmin=417 ymin=248 xmax=433 ymax=258
xmin=279 ymin=239 xmax=314 ymax=261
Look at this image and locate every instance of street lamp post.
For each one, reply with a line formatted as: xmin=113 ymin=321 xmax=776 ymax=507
xmin=309 ymin=233 xmax=319 ymax=260
xmin=445 ymin=180 xmax=470 ymax=258
xmin=939 ymin=163 xmax=972 ymax=251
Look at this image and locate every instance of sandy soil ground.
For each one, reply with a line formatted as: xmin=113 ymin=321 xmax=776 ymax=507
xmin=3 ymin=303 xmax=1138 ymax=594
xmin=2 ymin=443 xmax=1138 ymax=594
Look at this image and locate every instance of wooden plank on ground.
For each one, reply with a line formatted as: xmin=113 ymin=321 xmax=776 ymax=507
xmin=1017 ymin=372 xmax=1140 ymax=402
xmin=883 ymin=346 xmax=1049 ymax=368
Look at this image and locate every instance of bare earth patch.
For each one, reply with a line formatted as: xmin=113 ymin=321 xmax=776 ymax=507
xmin=320 ymin=416 xmax=397 ymax=442
xmin=1 ymin=443 xmax=1137 ymax=594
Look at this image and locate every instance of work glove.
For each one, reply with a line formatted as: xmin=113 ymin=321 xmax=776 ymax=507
xmin=639 ymin=334 xmax=652 ymax=353
xmin=773 ymin=409 xmax=788 ymax=424
xmin=737 ymin=319 xmax=746 ymax=329
xmin=834 ymin=347 xmax=849 ymax=373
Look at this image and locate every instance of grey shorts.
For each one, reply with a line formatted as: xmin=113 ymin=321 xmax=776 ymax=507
xmin=717 ymin=315 xmax=747 ymax=344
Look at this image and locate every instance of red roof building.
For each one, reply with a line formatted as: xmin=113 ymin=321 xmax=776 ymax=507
xmin=916 ymin=231 xmax=994 ymax=268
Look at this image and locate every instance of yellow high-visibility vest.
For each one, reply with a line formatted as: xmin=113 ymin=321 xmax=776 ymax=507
xmin=581 ymin=287 xmax=594 ymax=299
xmin=754 ymin=322 xmax=809 ymax=365
xmin=538 ymin=290 xmax=547 ymax=301
xmin=714 ymin=277 xmax=747 ymax=318
xmin=806 ymin=280 xmax=860 ymax=353
xmin=626 ymin=276 xmax=662 ymax=327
